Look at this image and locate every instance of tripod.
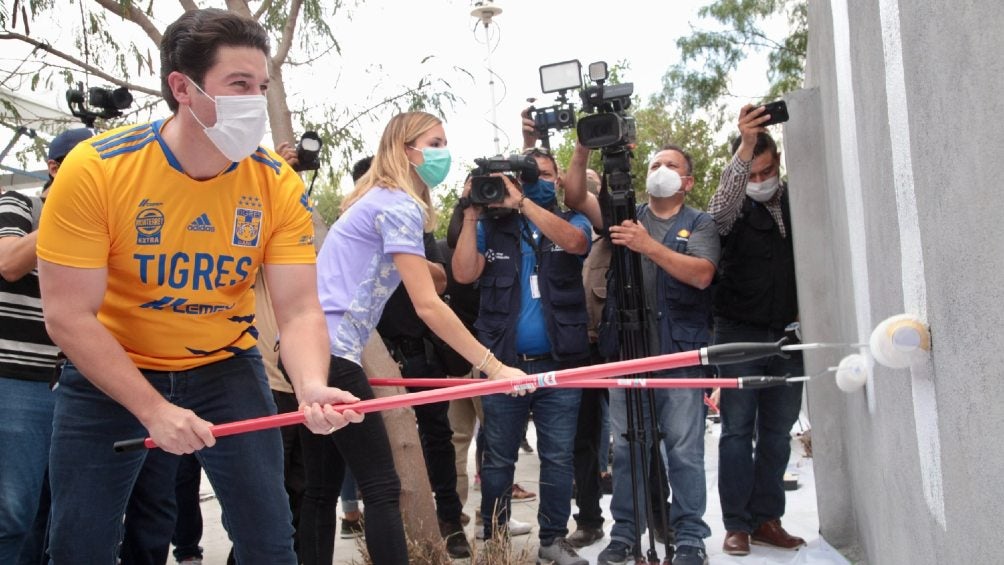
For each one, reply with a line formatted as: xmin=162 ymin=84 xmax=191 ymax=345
xmin=598 ymin=144 xmax=674 ymax=565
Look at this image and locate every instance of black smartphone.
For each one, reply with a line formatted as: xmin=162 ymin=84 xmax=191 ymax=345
xmin=759 ymin=100 xmax=789 ymax=126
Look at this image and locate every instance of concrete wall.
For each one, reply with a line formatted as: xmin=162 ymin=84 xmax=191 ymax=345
xmin=785 ymin=1 xmax=1004 ymax=563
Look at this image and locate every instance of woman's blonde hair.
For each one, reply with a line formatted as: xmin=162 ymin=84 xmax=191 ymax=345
xmin=341 ymin=111 xmax=442 ymax=230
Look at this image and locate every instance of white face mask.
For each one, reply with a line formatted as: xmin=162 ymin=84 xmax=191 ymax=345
xmin=646 ymin=165 xmax=683 ymax=198
xmin=746 ymin=175 xmax=780 ymax=202
xmin=187 ymin=78 xmax=268 ymax=162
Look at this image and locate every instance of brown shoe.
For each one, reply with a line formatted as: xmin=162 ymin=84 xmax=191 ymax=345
xmin=723 ymin=530 xmax=751 ymax=556
xmin=511 ymin=483 xmax=537 ymax=502
xmin=566 ymin=526 xmax=604 ymax=548
xmin=751 ymin=519 xmax=806 ymax=550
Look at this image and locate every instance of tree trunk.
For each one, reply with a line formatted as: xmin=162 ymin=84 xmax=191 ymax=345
xmin=361 ymin=334 xmax=447 ymax=562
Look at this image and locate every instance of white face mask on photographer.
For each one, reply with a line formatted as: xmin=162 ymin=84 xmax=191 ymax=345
xmin=646 ymin=165 xmax=683 ymax=198
xmin=186 ymin=77 xmax=268 ymax=162
xmin=746 ymin=175 xmax=780 ymax=202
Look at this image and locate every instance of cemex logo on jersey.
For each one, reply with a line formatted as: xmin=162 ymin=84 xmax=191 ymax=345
xmin=188 ymin=213 xmax=216 ymax=232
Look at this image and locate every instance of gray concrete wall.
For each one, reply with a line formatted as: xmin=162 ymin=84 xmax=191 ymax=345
xmin=786 ymin=1 xmax=1004 ymax=563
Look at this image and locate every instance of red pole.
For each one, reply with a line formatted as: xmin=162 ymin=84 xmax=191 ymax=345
xmin=115 ymin=349 xmax=702 ymax=451
xmin=367 ymin=377 xmax=736 ymax=389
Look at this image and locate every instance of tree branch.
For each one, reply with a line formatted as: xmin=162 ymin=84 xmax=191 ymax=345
xmin=0 ymin=33 xmax=161 ymax=96
xmin=254 ymin=0 xmax=274 ymax=20
xmin=272 ymin=0 xmax=302 ymax=67
xmin=224 ymin=0 xmax=253 ymax=17
xmin=179 ymin=0 xmax=199 ymax=11
xmin=93 ymin=0 xmax=162 ymax=46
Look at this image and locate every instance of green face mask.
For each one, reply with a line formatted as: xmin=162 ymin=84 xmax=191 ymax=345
xmin=410 ymin=146 xmax=452 ymax=188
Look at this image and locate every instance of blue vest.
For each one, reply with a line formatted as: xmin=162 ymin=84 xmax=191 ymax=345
xmin=638 ymin=204 xmax=713 ymax=356
xmin=598 ymin=204 xmax=713 ymax=363
xmin=475 ymin=212 xmax=590 ymax=365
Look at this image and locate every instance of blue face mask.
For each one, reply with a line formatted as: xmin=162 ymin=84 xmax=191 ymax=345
xmin=409 ymin=146 xmax=451 ymax=188
xmin=522 ymin=179 xmax=556 ymax=206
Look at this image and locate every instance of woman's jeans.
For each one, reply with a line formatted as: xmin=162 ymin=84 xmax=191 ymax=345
xmin=299 ymin=356 xmax=406 ymax=565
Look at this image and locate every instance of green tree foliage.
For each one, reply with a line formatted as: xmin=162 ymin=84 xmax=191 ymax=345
xmin=661 ymin=0 xmax=807 ymax=121
xmin=0 ymin=1 xmax=458 ymax=176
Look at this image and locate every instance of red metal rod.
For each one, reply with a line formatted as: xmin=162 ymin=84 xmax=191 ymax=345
xmin=369 ymin=377 xmax=735 ymax=389
xmin=116 ymin=349 xmax=702 ymax=451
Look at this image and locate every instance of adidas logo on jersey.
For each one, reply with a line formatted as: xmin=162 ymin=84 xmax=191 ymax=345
xmin=187 ymin=213 xmax=216 ymax=232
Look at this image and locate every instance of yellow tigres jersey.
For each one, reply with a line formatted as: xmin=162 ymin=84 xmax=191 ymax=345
xmin=37 ymin=119 xmax=316 ymax=371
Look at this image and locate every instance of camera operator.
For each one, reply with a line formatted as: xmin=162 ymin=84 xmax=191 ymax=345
xmin=708 ymin=104 xmax=806 ymax=556
xmin=563 ymin=143 xmax=719 ymax=565
xmin=452 ymin=148 xmax=592 ymax=565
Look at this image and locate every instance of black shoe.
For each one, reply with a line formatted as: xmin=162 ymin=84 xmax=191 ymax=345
xmin=440 ymin=520 xmax=471 ymax=559
xmin=339 ymin=516 xmax=364 ymax=539
xmin=444 ymin=530 xmax=471 ymax=559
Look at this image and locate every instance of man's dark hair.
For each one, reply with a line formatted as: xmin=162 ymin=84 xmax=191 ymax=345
xmin=160 ymin=9 xmax=270 ymax=113
xmin=658 ymin=144 xmax=693 ymax=175
xmin=730 ymin=132 xmax=778 ymax=159
xmin=351 ymin=155 xmax=374 ymax=182
xmin=523 ymin=148 xmax=559 ymax=176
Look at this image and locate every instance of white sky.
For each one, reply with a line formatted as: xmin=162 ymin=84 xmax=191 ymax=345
xmin=1 ymin=0 xmax=784 ymax=193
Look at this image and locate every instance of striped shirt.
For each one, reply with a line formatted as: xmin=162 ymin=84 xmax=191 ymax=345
xmin=0 ymin=190 xmax=59 ymax=381
xmin=708 ymin=153 xmax=789 ymax=238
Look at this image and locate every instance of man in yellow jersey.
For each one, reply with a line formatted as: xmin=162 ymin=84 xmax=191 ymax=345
xmin=36 ymin=9 xmax=361 ymax=563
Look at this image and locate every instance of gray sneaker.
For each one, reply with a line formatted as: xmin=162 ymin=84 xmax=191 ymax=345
xmin=597 ymin=540 xmax=632 ymax=565
xmin=537 ymin=537 xmax=588 ymax=565
xmin=672 ymin=545 xmax=709 ymax=565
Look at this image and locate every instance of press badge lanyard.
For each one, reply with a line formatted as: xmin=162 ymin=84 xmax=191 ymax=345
xmin=519 ymin=216 xmax=544 ymax=299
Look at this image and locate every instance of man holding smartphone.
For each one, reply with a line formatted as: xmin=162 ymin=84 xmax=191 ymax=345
xmin=707 ymin=103 xmax=806 ymax=556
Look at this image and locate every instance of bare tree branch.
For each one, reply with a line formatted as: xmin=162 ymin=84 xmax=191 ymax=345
xmin=179 ymin=0 xmax=199 ymax=11
xmin=286 ymin=39 xmax=338 ymax=67
xmin=0 ymin=33 xmax=161 ymax=96
xmin=254 ymin=0 xmax=274 ymax=21
xmin=272 ymin=0 xmax=302 ymax=67
xmin=224 ymin=0 xmax=253 ymax=18
xmin=93 ymin=0 xmax=162 ymax=46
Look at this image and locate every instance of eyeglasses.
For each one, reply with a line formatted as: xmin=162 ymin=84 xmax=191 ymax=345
xmin=522 ymin=147 xmax=552 ymax=157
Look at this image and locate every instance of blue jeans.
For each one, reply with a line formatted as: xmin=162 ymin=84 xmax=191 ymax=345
xmin=0 ymin=377 xmax=56 ymax=563
xmin=171 ymin=454 xmax=204 ymax=561
xmin=714 ymin=318 xmax=804 ymax=532
xmin=608 ymin=387 xmax=710 ymax=549
xmin=480 ymin=358 xmax=581 ymax=544
xmin=120 ymin=447 xmax=180 ymax=565
xmin=47 ymin=350 xmax=296 ymax=565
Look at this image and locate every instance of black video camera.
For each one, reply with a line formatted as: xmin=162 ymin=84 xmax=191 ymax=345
xmin=527 ymin=60 xmax=583 ymax=148
xmin=294 ymin=131 xmax=322 ymax=172
xmin=531 ymin=105 xmax=576 ymax=132
xmin=66 ymin=82 xmax=133 ymax=128
xmin=576 ymin=62 xmax=635 ymax=150
xmin=469 ymin=154 xmax=540 ymax=206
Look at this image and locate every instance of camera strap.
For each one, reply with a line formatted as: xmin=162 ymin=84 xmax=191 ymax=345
xmin=519 ymin=216 xmax=544 ymax=265
xmin=519 ymin=216 xmax=544 ymax=298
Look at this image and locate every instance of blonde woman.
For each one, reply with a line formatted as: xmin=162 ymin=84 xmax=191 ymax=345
xmin=314 ymin=111 xmax=525 ymax=563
